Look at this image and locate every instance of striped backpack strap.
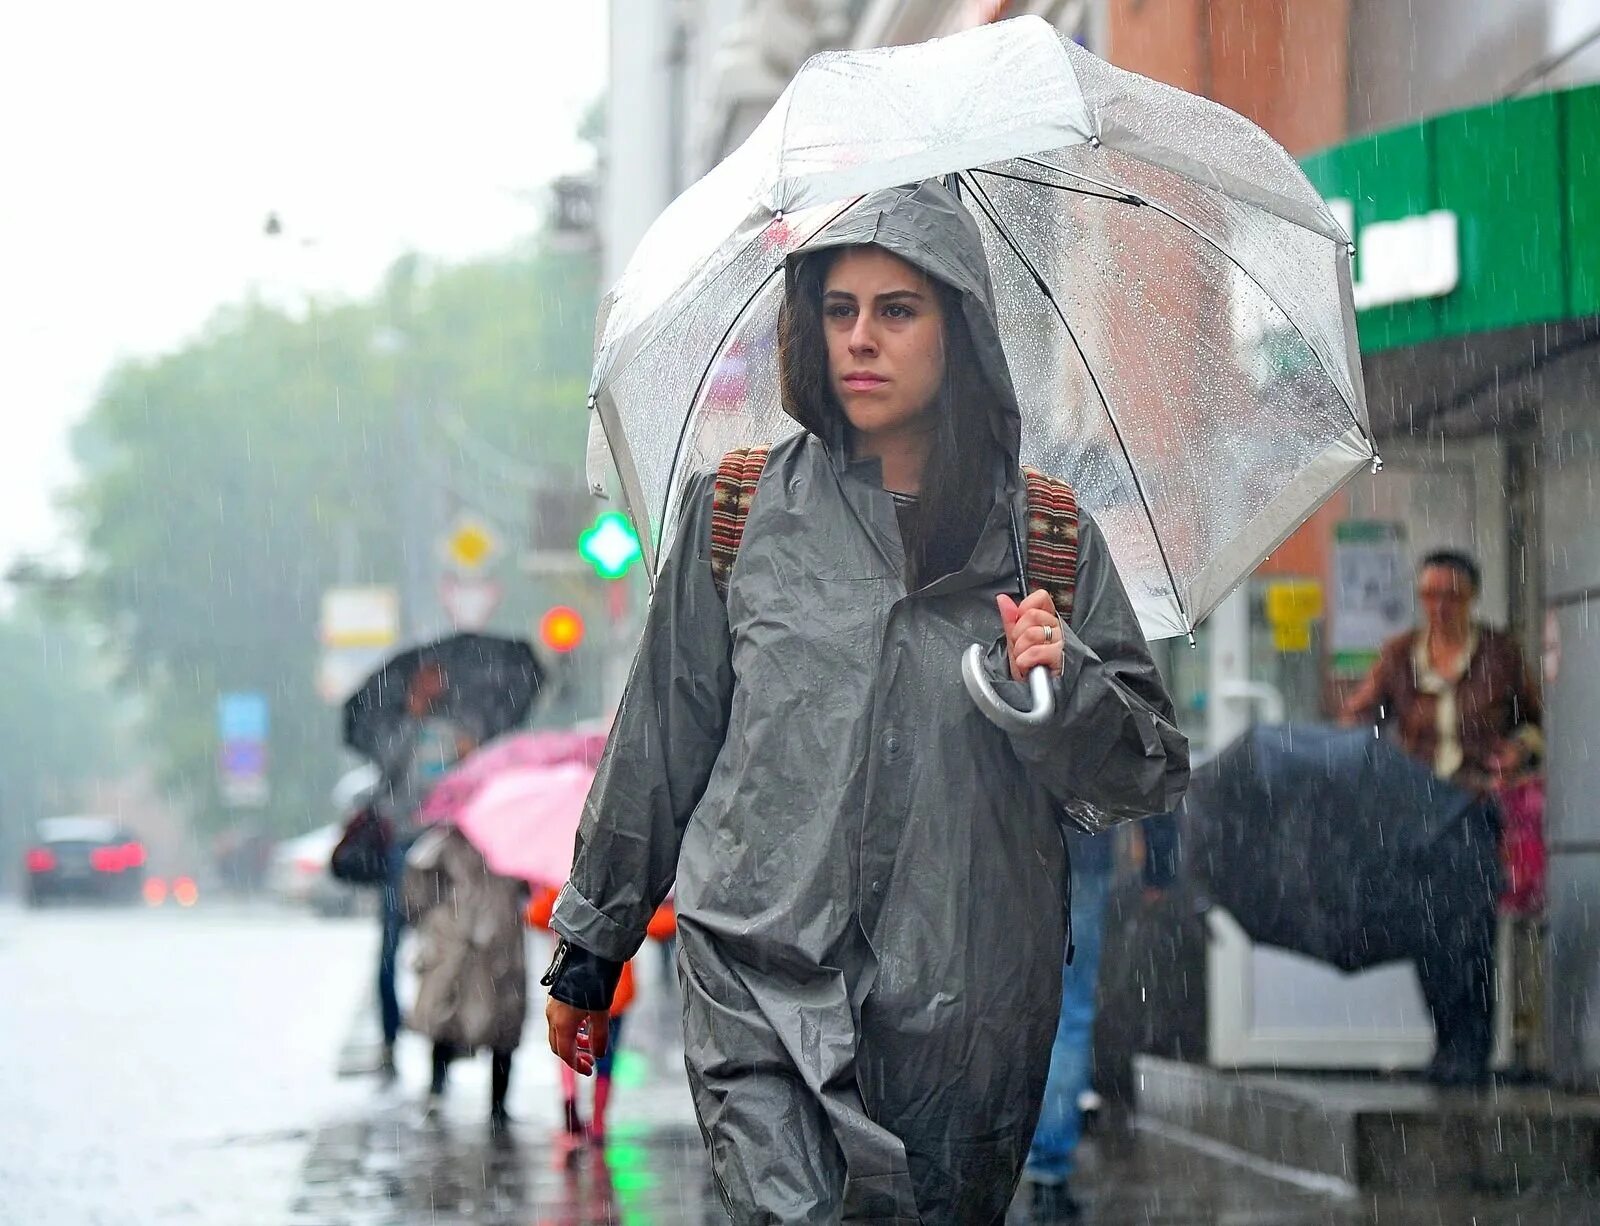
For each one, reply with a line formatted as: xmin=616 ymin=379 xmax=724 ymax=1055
xmin=1021 ymin=466 xmax=1080 ymax=623
xmin=709 ymin=446 xmax=770 ymax=601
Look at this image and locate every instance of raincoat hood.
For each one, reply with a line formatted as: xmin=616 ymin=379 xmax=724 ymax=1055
xmin=784 ymin=179 xmax=1023 ymax=469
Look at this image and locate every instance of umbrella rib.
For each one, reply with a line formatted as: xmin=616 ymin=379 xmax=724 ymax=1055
xmin=958 ymin=172 xmax=1192 ymax=639
xmin=969 ymin=164 xmax=1145 ymax=208
xmin=660 ymin=197 xmax=865 ymax=534
xmin=1012 ymin=156 xmax=1373 ymax=449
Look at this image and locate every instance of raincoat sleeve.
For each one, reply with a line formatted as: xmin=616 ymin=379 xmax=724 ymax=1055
xmin=549 ymin=472 xmax=733 ymax=963
xmin=985 ymin=511 xmax=1189 ymax=827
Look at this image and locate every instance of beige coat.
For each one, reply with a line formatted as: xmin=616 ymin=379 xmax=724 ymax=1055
xmin=403 ymin=827 xmax=527 ymax=1053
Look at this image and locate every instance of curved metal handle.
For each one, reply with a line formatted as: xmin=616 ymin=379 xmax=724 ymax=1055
xmin=961 ymin=644 xmax=1056 ymax=734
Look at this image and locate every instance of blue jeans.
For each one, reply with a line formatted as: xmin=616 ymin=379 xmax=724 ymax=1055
xmin=1026 ymin=867 xmax=1111 ymax=1184
xmin=378 ymin=842 xmax=410 ymax=1046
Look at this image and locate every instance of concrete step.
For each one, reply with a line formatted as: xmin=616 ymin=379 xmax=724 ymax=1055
xmin=1135 ymin=1055 xmax=1600 ymax=1195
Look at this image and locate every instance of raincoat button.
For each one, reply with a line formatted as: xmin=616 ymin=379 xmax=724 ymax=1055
xmin=882 ymin=732 xmax=901 ymax=759
xmin=871 ymin=880 xmax=883 ymax=895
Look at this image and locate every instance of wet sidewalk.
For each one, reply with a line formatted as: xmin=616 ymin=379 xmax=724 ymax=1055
xmin=300 ymin=959 xmax=1597 ymax=1224
xmin=290 ymin=1092 xmax=1597 ymax=1224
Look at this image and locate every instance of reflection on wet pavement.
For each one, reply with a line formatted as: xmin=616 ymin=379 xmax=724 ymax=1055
xmin=292 ymin=1107 xmax=722 ymax=1225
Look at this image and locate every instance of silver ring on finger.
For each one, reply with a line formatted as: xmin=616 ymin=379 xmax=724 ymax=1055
xmin=1042 ymin=623 xmax=1054 ymax=643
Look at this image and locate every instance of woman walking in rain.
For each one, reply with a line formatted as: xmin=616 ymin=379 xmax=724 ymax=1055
xmin=544 ymin=181 xmax=1188 ymax=1223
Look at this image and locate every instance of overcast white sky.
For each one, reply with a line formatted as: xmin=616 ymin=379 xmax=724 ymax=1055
xmin=0 ymin=2 xmax=607 ymax=571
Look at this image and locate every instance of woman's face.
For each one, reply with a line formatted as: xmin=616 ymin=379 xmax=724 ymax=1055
xmin=822 ymin=247 xmax=946 ymax=442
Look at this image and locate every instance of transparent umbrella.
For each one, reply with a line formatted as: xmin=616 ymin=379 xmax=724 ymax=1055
xmin=587 ymin=14 xmax=1377 ymax=644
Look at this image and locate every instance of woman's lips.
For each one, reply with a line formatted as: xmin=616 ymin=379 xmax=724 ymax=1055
xmin=842 ymin=374 xmax=888 ymax=391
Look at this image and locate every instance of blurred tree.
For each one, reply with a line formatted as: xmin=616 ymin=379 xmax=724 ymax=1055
xmin=68 ymin=238 xmax=597 ymax=839
xmin=0 ymin=601 xmax=119 ymax=876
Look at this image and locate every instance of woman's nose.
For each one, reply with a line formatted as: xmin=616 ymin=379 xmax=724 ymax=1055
xmin=849 ymin=317 xmax=878 ymax=355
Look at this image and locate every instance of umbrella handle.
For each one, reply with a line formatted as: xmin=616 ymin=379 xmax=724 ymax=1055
xmin=961 ymin=645 xmax=1056 ymax=733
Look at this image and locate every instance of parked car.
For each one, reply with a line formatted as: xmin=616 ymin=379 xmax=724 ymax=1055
xmin=267 ymin=824 xmax=362 ymax=917
xmin=25 ymin=816 xmax=147 ymax=906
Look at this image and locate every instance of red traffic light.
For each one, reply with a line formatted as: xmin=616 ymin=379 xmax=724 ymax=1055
xmin=540 ymin=606 xmax=586 ymax=654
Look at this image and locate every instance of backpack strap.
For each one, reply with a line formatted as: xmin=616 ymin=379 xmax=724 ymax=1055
xmin=1020 ymin=466 xmax=1080 ymax=624
xmin=710 ymin=446 xmax=770 ymax=601
xmin=709 ymin=450 xmax=1078 ymax=621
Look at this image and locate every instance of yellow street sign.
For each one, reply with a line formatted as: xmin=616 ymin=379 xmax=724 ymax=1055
xmin=443 ymin=516 xmax=500 ymax=573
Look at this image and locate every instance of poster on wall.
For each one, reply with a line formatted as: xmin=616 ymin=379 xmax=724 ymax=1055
xmin=1331 ymin=521 xmax=1410 ymax=678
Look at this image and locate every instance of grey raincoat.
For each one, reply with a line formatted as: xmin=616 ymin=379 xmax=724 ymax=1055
xmin=553 ymin=182 xmax=1188 ymax=1223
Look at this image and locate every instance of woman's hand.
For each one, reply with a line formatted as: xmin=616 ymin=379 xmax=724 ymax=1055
xmin=546 ymin=998 xmax=610 ymax=1076
xmin=998 ymin=590 xmax=1064 ymax=682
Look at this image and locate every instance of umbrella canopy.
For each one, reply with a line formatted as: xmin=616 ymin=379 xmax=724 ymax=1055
xmin=430 ymin=761 xmax=594 ymax=890
xmin=1182 ymin=724 xmax=1499 ymax=972
xmin=587 ymin=15 xmax=1374 ymax=639
xmin=419 ymin=727 xmax=607 ymax=826
xmin=342 ymin=632 xmax=544 ymax=763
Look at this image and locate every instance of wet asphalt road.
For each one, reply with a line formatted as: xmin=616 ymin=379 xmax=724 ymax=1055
xmin=0 ymin=899 xmax=719 ymax=1225
xmin=1 ymin=900 xmax=375 ymax=1223
xmin=3 ymin=899 xmax=1595 ymax=1224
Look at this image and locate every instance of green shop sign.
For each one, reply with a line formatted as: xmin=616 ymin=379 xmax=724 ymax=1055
xmin=1301 ymin=84 xmax=1600 ymax=353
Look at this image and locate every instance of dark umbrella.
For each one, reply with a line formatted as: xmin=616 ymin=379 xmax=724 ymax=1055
xmin=342 ymin=633 xmax=545 ymax=763
xmin=1181 ymin=724 xmax=1499 ymax=973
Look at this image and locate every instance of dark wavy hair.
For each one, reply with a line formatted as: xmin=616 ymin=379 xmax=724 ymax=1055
xmin=777 ymin=248 xmax=1007 ymax=587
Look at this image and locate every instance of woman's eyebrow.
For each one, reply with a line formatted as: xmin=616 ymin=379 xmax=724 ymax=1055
xmin=822 ymin=287 xmax=927 ymax=304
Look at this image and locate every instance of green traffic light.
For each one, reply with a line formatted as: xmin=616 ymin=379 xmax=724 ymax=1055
xmin=578 ymin=510 xmax=642 ymax=579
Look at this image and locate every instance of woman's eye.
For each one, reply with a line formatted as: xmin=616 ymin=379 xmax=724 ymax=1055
xmin=824 ymin=304 xmax=854 ymax=319
xmin=883 ymin=304 xmax=913 ymax=319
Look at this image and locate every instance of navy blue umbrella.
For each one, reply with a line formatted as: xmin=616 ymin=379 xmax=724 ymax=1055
xmin=1182 ymin=724 xmax=1499 ymax=972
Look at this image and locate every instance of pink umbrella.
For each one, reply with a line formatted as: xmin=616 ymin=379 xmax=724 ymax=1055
xmin=420 ymin=728 xmax=606 ymax=825
xmin=444 ymin=761 xmax=595 ymax=889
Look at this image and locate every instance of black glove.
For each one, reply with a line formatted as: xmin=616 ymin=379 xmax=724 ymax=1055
xmin=540 ymin=938 xmax=625 ymax=1011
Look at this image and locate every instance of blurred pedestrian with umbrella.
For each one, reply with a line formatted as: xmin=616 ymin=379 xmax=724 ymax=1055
xmin=545 ymin=17 xmax=1374 ymax=1220
xmin=342 ymin=632 xmax=543 ymax=1077
xmin=1340 ymin=549 xmax=1543 ymax=1083
xmin=403 ymin=823 xmax=527 ymax=1135
xmin=421 ymin=740 xmax=632 ymax=1140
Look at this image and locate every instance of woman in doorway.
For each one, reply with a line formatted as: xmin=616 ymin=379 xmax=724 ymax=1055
xmin=544 ymin=181 xmax=1188 ymax=1223
xmin=1342 ymin=549 xmax=1543 ymax=1084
